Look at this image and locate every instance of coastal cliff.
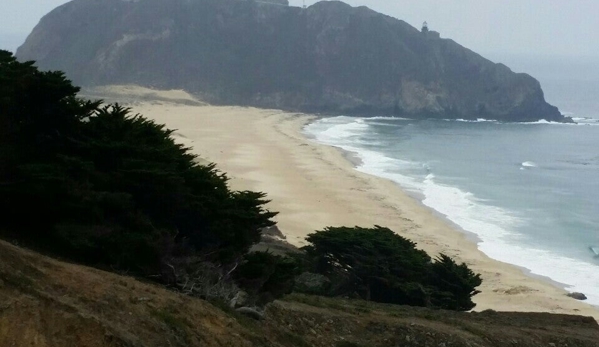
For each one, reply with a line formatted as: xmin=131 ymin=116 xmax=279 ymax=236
xmin=17 ymin=0 xmax=565 ymax=122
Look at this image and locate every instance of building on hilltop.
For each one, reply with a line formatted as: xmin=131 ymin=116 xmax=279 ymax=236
xmin=421 ymin=21 xmax=440 ymax=39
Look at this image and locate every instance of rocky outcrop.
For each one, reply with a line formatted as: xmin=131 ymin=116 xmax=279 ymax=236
xmin=294 ymin=272 xmax=331 ymax=295
xmin=568 ymin=292 xmax=588 ymax=300
xmin=17 ymin=0 xmax=567 ymax=122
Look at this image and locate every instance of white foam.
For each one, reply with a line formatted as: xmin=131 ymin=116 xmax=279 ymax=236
xmin=445 ymin=118 xmax=498 ymax=123
xmin=305 ymin=116 xmax=599 ymax=306
xmin=405 ymin=169 xmax=599 ymax=306
xmin=367 ymin=116 xmax=413 ymax=121
xmin=518 ymin=118 xmax=599 ymax=126
xmin=521 ymin=161 xmax=537 ymax=168
xmin=573 ymin=117 xmax=599 ymax=125
xmin=306 ymin=116 xmax=370 ymax=146
xmin=305 ymin=116 xmax=425 ymax=191
xmin=364 ymin=121 xmax=400 ymax=127
xmin=518 ymin=119 xmax=555 ymax=124
xmin=436 ymin=117 xmax=599 ymax=126
xmin=354 ymin=151 xmax=425 ymax=192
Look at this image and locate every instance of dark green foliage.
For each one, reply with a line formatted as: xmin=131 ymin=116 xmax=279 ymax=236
xmin=235 ymin=251 xmax=300 ymax=306
xmin=303 ymin=226 xmax=482 ymax=311
xmin=0 ymin=51 xmax=276 ymax=279
xmin=0 ymin=50 xmax=97 ymax=172
xmin=428 ymin=254 xmax=482 ymax=311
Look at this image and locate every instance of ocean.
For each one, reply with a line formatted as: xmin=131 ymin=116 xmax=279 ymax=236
xmin=304 ymin=58 xmax=599 ymax=305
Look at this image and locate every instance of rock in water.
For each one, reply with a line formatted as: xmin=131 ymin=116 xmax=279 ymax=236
xmin=567 ymin=292 xmax=587 ymax=300
xmin=17 ymin=0 xmax=567 ymax=122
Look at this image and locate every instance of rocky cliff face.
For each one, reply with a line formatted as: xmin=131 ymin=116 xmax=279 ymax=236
xmin=17 ymin=0 xmax=566 ymax=121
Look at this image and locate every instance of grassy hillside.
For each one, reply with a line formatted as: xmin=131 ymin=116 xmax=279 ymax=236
xmin=1 ymin=240 xmax=598 ymax=347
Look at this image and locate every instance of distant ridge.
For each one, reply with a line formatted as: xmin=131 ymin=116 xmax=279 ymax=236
xmin=17 ymin=0 xmax=567 ymax=122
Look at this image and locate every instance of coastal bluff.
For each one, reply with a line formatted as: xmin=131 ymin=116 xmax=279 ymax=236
xmin=17 ymin=0 xmax=565 ymax=122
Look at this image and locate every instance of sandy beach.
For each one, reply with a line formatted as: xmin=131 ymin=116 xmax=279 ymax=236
xmin=93 ymin=85 xmax=599 ymax=319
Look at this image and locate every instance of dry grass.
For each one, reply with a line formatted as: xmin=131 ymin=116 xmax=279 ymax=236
xmin=1 ymin=240 xmax=599 ymax=347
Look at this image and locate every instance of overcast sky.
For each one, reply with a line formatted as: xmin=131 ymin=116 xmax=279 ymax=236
xmin=292 ymin=0 xmax=599 ymax=59
xmin=2 ymin=0 xmax=598 ymax=68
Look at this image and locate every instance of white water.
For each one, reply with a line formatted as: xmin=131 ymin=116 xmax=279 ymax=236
xmin=305 ymin=116 xmax=599 ymax=305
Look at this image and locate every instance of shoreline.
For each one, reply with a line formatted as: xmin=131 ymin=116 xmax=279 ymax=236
xmin=318 ymin=132 xmax=575 ymax=295
xmin=296 ymin=117 xmax=598 ymax=315
xmin=92 ymin=85 xmax=599 ymax=319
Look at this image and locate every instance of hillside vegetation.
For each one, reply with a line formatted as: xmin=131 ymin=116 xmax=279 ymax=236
xmin=0 ymin=49 xmax=298 ymax=307
xmin=1 ymin=239 xmax=599 ymax=347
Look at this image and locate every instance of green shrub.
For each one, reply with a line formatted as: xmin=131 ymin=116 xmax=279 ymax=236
xmin=427 ymin=254 xmax=482 ymax=311
xmin=303 ymin=226 xmax=481 ymax=311
xmin=235 ymin=251 xmax=301 ymax=305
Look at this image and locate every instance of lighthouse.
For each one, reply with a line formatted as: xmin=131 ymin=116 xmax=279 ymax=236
xmin=421 ymin=21 xmax=429 ymax=33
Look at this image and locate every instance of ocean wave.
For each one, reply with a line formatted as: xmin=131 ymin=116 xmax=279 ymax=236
xmin=441 ymin=118 xmax=498 ymax=123
xmin=573 ymin=117 xmax=599 ymax=125
xmin=517 ymin=119 xmax=563 ymax=125
xmin=317 ymin=126 xmax=528 ymax=247
xmin=466 ymin=118 xmax=497 ymax=123
xmin=437 ymin=117 xmax=599 ymax=126
xmin=479 ymin=240 xmax=599 ymax=306
xmin=401 ymin=166 xmax=599 ymax=306
xmin=305 ymin=116 xmax=599 ymax=305
xmin=305 ymin=116 xmax=370 ymax=145
xmin=366 ymin=116 xmax=413 ymax=121
xmin=518 ymin=118 xmax=599 ymax=126
xmin=364 ymin=121 xmax=401 ymax=127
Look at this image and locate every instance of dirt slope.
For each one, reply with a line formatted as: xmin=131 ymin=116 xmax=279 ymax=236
xmin=1 ymin=240 xmax=599 ymax=347
xmin=0 ymin=240 xmax=256 ymax=347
